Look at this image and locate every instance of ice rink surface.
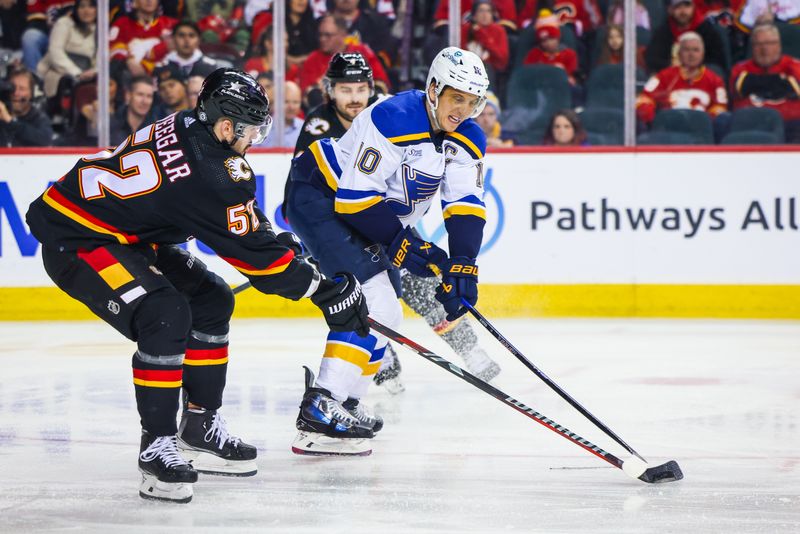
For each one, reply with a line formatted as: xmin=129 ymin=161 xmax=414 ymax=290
xmin=0 ymin=317 xmax=798 ymax=533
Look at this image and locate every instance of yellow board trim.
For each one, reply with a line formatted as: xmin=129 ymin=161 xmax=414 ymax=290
xmin=309 ymin=141 xmax=339 ymax=191
xmin=442 ymin=204 xmax=487 ymax=220
xmin=132 ymin=378 xmax=182 ymax=388
xmin=335 ymin=196 xmax=383 ymax=214
xmin=183 ymin=357 xmax=229 ymax=366
xmin=42 ymin=189 xmax=132 ymax=245
xmin=98 ymin=263 xmax=134 ymax=290
xmin=446 ymin=132 xmax=484 ymax=159
xmin=5 ymin=285 xmax=800 ymax=320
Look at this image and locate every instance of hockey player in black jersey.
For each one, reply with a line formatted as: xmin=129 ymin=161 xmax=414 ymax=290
xmin=26 ymin=68 xmax=370 ymax=503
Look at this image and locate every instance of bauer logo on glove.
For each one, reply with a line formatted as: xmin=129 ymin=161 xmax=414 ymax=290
xmin=435 ymin=257 xmax=479 ymax=321
xmin=387 ymin=226 xmax=447 ymax=278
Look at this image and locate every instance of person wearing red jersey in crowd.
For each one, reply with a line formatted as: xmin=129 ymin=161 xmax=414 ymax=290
xmin=523 ymin=13 xmax=579 ymax=84
xmin=21 ymin=0 xmax=73 ymax=72
xmin=542 ymin=109 xmax=589 ymax=146
xmin=731 ymin=23 xmax=800 ymax=141
xmin=517 ymin=0 xmax=603 ymax=36
xmin=637 ymin=32 xmax=729 ymax=125
xmin=243 ymin=26 xmax=300 ymax=84
xmin=298 ymin=14 xmax=390 ymax=104
xmin=110 ymin=0 xmax=177 ymax=76
xmin=645 ymin=0 xmax=727 ymax=74
xmin=331 ymin=0 xmax=397 ymax=70
xmin=434 ymin=0 xmax=519 ymax=32
xmin=462 ymin=0 xmax=509 ymax=79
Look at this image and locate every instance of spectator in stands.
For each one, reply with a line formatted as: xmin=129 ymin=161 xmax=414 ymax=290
xmin=331 ymin=0 xmax=396 ymax=69
xmin=161 ymin=21 xmax=216 ymax=78
xmin=637 ymin=32 xmax=728 ymax=128
xmin=0 ymin=0 xmax=27 ymax=71
xmin=735 ymin=0 xmax=800 ymax=33
xmin=186 ymin=61 xmax=216 ymax=109
xmin=0 ymin=67 xmax=53 ymax=146
xmin=518 ymin=0 xmax=603 ymax=36
xmin=255 ymin=80 xmax=304 ymax=148
xmin=256 ymin=72 xmax=273 ymax=101
xmin=607 ymin=0 xmax=650 ymax=29
xmin=287 ymin=0 xmax=319 ymax=67
xmin=594 ymin=24 xmax=647 ymax=69
xmin=21 ymin=0 xmax=73 ymax=72
xmin=244 ymin=26 xmax=300 ymax=83
xmin=462 ymin=0 xmax=509 ymax=81
xmin=110 ymin=74 xmax=157 ymax=145
xmin=154 ymin=62 xmax=189 ymax=115
xmin=298 ymin=15 xmax=390 ymax=102
xmin=435 ymin=0 xmax=519 ymax=33
xmin=731 ymin=23 xmax=800 ymax=141
xmin=110 ymin=0 xmax=177 ymax=76
xmin=646 ymin=0 xmax=727 ymax=74
xmin=476 ymin=91 xmax=514 ymax=146
xmin=542 ymin=109 xmax=588 ymax=146
xmin=37 ymin=0 xmax=96 ymax=99
xmin=76 ymin=76 xmax=121 ymax=145
xmin=523 ymin=14 xmax=579 ymax=85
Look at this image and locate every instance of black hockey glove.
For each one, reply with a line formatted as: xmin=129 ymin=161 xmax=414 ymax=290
xmin=435 ymin=257 xmax=478 ymax=321
xmin=311 ymin=272 xmax=370 ymax=337
xmin=387 ymin=226 xmax=447 ymax=278
xmin=275 ymin=231 xmax=304 ymax=256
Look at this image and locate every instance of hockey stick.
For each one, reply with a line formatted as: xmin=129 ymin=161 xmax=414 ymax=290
xmin=368 ymin=317 xmax=683 ymax=484
xmin=462 ymin=300 xmax=657 ymax=465
xmin=232 ymin=281 xmax=253 ymax=295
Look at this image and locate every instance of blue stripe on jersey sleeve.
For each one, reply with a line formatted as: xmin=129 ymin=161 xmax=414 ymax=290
xmin=336 ymin=188 xmax=386 ymax=200
xmin=319 ymin=138 xmax=343 ymax=176
xmin=441 ymin=195 xmax=485 ymax=208
xmin=445 ymin=120 xmax=487 ymax=160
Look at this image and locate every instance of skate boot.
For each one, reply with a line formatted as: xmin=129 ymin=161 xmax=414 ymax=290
xmin=138 ymin=432 xmax=198 ymax=503
xmin=461 ymin=346 xmax=501 ymax=382
xmin=373 ymin=343 xmax=405 ymax=394
xmin=292 ymin=366 xmax=373 ymax=456
xmin=343 ymin=398 xmax=383 ymax=433
xmin=177 ymin=408 xmax=257 ymax=477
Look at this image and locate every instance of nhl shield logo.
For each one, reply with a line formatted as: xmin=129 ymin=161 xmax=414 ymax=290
xmin=107 ymin=300 xmax=120 ymax=315
xmin=224 ymin=156 xmax=253 ymax=182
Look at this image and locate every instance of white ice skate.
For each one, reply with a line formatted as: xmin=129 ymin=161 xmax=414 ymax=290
xmin=461 ymin=346 xmax=501 ymax=382
xmin=291 ymin=430 xmax=373 ymax=456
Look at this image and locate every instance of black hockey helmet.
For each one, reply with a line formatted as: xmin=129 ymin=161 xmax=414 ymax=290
xmin=323 ymin=52 xmax=374 ymax=96
xmin=197 ymin=67 xmax=272 ymax=144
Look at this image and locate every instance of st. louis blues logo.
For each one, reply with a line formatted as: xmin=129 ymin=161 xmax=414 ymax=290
xmin=385 ymin=164 xmax=442 ymax=217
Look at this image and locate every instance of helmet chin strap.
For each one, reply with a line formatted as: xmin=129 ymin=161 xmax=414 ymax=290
xmin=426 ymin=86 xmax=443 ymax=132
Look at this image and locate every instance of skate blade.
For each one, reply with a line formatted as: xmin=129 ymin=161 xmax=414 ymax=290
xmin=138 ymin=473 xmax=193 ymax=503
xmin=179 ymin=449 xmax=258 ymax=477
xmin=291 ymin=431 xmax=372 ymax=456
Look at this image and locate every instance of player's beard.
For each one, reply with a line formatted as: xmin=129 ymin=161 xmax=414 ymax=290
xmin=337 ymin=100 xmax=366 ymax=122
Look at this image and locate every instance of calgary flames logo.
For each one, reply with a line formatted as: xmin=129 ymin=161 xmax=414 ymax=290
xmin=224 ymin=156 xmax=253 ymax=182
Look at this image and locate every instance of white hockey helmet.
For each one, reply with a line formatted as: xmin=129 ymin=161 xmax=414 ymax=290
xmin=426 ymin=46 xmax=490 ymax=118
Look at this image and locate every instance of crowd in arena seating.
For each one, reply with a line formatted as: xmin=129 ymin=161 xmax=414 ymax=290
xmin=0 ymin=0 xmax=797 ymax=147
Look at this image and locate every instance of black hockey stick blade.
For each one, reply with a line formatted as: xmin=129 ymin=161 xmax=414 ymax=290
xmin=639 ymin=460 xmax=684 ymax=483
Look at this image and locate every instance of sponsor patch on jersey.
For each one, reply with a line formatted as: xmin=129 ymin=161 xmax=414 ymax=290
xmin=224 ymin=156 xmax=253 ymax=182
xmin=305 ymin=117 xmax=330 ymax=136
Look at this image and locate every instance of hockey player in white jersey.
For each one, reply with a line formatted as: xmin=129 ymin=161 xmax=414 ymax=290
xmin=284 ymin=47 xmax=490 ymax=455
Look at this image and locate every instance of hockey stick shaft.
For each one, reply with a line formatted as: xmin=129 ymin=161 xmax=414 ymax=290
xmin=462 ymin=300 xmax=646 ymax=463
xmin=232 ymin=281 xmax=253 ymax=295
xmin=367 ymin=317 xmax=625 ymax=471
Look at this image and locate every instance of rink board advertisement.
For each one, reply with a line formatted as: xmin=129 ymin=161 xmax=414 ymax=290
xmin=1 ymin=149 xmax=798 ymax=319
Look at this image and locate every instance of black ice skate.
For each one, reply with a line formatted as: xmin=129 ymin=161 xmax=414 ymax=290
xmin=373 ymin=343 xmax=405 ymax=394
xmin=177 ymin=408 xmax=257 ymax=477
xmin=292 ymin=366 xmax=373 ymax=456
xmin=138 ymin=432 xmax=198 ymax=503
xmin=343 ymin=398 xmax=383 ymax=433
